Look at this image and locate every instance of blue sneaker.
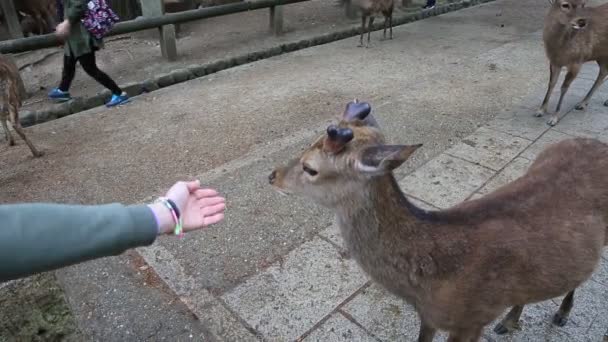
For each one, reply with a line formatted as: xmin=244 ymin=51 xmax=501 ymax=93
xmin=106 ymin=93 xmax=130 ymax=107
xmin=48 ymin=88 xmax=71 ymax=102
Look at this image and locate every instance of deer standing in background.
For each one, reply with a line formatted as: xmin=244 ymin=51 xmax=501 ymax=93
xmin=270 ymin=100 xmax=607 ymax=341
xmin=536 ymin=0 xmax=608 ymax=126
xmin=0 ymin=54 xmax=42 ymax=157
xmin=15 ymin=0 xmax=57 ymax=36
xmin=354 ymin=0 xmax=395 ymax=47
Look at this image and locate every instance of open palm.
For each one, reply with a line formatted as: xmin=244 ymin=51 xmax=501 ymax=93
xmin=165 ymin=181 xmax=226 ymax=232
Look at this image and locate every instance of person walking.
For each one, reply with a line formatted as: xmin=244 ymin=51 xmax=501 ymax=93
xmin=48 ymin=0 xmax=129 ymax=107
xmin=422 ymin=0 xmax=436 ymax=10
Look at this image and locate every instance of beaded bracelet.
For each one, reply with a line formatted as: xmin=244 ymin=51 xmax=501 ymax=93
xmin=157 ymin=197 xmax=184 ymax=237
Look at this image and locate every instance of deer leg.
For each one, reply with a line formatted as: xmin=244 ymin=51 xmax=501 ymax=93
xmin=536 ymin=64 xmax=561 ymax=117
xmin=418 ymin=319 xmax=436 ymax=342
xmin=8 ymin=104 xmax=42 ymax=157
xmin=548 ymin=64 xmax=580 ymax=126
xmin=553 ymin=290 xmax=575 ymax=327
xmin=366 ymin=16 xmax=375 ymax=48
xmin=389 ymin=14 xmax=393 ymax=39
xmin=1 ymin=117 xmax=14 ymax=146
xmin=359 ymin=15 xmax=366 ymax=47
xmin=383 ymin=15 xmax=388 ymax=40
xmin=575 ymin=63 xmax=608 ymax=110
xmin=493 ymin=305 xmax=524 ymax=335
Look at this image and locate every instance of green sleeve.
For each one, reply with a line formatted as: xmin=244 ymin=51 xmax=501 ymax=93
xmin=0 ymin=203 xmax=158 ymax=282
xmin=66 ymin=0 xmax=88 ymax=24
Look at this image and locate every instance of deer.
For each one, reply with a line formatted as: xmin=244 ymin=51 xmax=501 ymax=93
xmin=269 ymin=100 xmax=607 ymax=341
xmin=14 ymin=0 xmax=57 ymax=37
xmin=0 ymin=54 xmax=42 ymax=157
xmin=536 ymin=0 xmax=608 ymax=126
xmin=353 ymin=0 xmax=395 ymax=47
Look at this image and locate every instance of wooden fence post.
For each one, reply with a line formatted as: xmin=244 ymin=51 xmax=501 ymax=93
xmin=140 ymin=0 xmax=177 ymax=61
xmin=269 ymin=1 xmax=283 ymax=35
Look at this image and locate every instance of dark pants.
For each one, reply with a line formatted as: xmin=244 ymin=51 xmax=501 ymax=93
xmin=57 ymin=0 xmax=64 ymax=22
xmin=59 ymin=52 xmax=122 ymax=95
xmin=425 ymin=0 xmax=436 ymax=5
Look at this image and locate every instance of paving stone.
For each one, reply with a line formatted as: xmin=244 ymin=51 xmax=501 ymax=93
xmin=468 ymin=192 xmax=484 ymax=201
xmin=303 ymin=314 xmax=377 ymax=342
xmin=520 ymin=129 xmax=574 ymax=161
xmin=319 ymin=222 xmax=343 ymax=248
xmin=485 ymin=105 xmax=550 ymax=141
xmin=445 ymin=127 xmax=531 ymax=171
xmin=399 ymin=154 xmax=496 ymax=208
xmin=554 ymin=106 xmax=608 ymax=140
xmin=137 ymin=245 xmax=257 ymax=341
xmin=591 ymin=253 xmax=607 ymax=288
xmin=341 ymin=284 xmax=448 ymax=341
xmin=221 ymin=237 xmax=368 ymax=341
xmin=477 ymin=157 xmax=532 ymax=195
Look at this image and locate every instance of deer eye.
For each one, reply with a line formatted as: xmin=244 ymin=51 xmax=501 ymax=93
xmin=561 ymin=3 xmax=570 ymax=9
xmin=303 ymin=164 xmax=318 ymax=176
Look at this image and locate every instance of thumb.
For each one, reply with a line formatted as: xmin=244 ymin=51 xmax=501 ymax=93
xmin=186 ymin=179 xmax=201 ymax=192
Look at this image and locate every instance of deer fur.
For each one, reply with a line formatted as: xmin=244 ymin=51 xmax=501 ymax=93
xmin=270 ymin=100 xmax=607 ymax=341
xmin=15 ymin=0 xmax=57 ymax=37
xmin=536 ymin=0 xmax=608 ymax=126
xmin=0 ymin=54 xmax=42 ymax=157
xmin=353 ymin=0 xmax=395 ymax=47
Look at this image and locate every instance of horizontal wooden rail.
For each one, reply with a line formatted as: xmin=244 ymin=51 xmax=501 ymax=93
xmin=0 ymin=0 xmax=310 ymax=55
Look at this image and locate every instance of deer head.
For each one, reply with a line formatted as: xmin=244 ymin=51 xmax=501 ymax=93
xmin=549 ymin=0 xmax=590 ymax=30
xmin=269 ymin=100 xmax=422 ymax=208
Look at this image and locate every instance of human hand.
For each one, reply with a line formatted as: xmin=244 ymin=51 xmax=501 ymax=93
xmin=56 ymin=20 xmax=71 ymax=39
xmin=149 ymin=180 xmax=226 ymax=235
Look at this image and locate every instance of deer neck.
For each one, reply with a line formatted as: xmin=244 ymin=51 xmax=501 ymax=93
xmin=334 ymin=174 xmax=444 ymax=296
xmin=334 ymin=174 xmax=430 ymax=258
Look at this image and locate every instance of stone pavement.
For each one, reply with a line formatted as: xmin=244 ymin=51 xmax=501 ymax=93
xmin=137 ymin=67 xmax=608 ymax=341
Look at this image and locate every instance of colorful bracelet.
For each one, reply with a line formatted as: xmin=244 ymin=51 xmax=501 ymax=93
xmin=157 ymin=197 xmax=184 ymax=237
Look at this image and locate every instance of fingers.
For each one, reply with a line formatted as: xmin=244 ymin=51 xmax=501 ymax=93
xmin=201 ymin=202 xmax=226 ymax=217
xmin=202 ymin=213 xmax=225 ymax=226
xmin=194 ymin=188 xmax=220 ymax=199
xmin=198 ymin=196 xmax=225 ymax=208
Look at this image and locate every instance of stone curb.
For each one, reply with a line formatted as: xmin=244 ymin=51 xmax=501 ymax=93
xmin=20 ymin=0 xmax=496 ymax=128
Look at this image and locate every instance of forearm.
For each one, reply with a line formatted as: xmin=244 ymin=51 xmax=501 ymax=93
xmin=0 ymin=203 xmax=158 ymax=282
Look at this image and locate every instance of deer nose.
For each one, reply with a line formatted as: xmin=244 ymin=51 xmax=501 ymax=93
xmin=268 ymin=170 xmax=277 ymax=184
xmin=577 ymin=18 xmax=586 ymax=28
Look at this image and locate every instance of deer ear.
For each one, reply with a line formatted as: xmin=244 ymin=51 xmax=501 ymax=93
xmin=356 ymin=144 xmax=422 ymax=174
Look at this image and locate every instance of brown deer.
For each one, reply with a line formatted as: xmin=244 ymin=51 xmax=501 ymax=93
xmin=536 ymin=0 xmax=608 ymax=126
xmin=353 ymin=0 xmax=395 ymax=47
xmin=0 ymin=54 xmax=42 ymax=157
xmin=269 ymin=100 xmax=607 ymax=341
xmin=15 ymin=0 xmax=57 ymax=36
